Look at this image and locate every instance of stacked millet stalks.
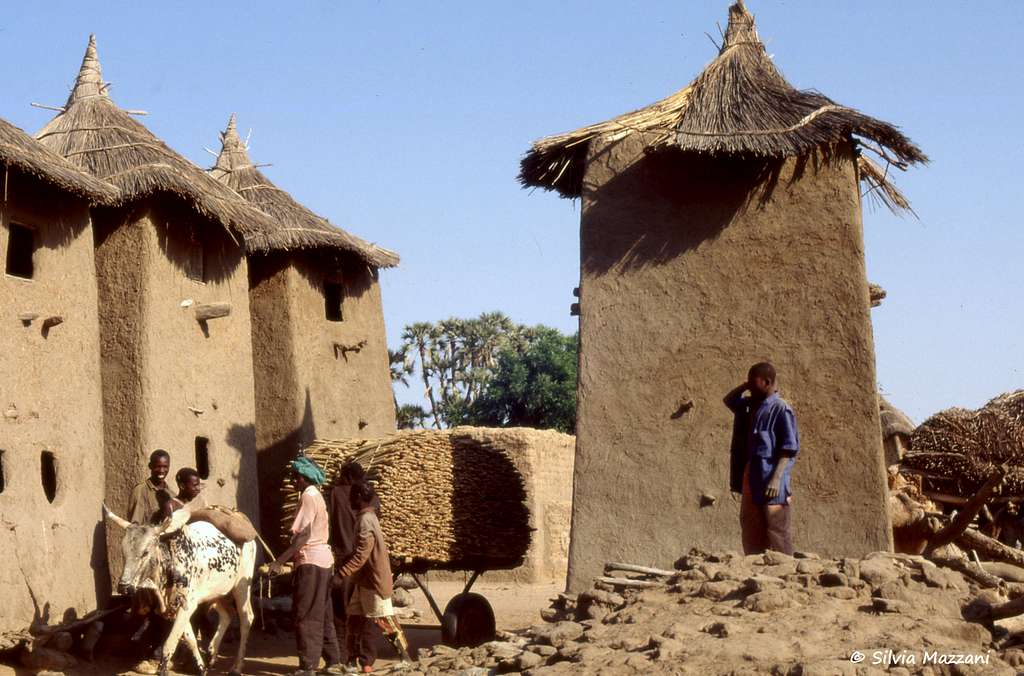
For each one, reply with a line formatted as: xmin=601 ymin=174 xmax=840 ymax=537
xmin=902 ymin=390 xmax=1024 ymax=499
xmin=888 ymin=391 xmax=1024 ymax=592
xmin=279 ymin=429 xmax=531 ymax=571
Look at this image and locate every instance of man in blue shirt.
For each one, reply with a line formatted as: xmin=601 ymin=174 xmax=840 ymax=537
xmin=723 ymin=362 xmax=800 ymax=554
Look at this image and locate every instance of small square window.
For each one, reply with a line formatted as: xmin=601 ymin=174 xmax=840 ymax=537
xmin=6 ymin=222 xmax=35 ymax=279
xmin=325 ymin=282 xmax=344 ymax=322
xmin=195 ymin=437 xmax=210 ymax=480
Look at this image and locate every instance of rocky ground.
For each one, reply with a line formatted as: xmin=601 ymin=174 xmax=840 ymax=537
xmin=11 ymin=551 xmax=1024 ymax=675
xmin=389 ymin=550 xmax=1024 ymax=676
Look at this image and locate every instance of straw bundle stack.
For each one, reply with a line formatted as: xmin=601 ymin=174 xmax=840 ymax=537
xmin=279 ymin=429 xmax=531 ymax=570
xmin=903 ymin=391 xmax=1024 ymax=497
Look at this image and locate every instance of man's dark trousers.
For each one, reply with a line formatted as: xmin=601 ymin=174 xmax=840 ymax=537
xmin=293 ymin=564 xmax=342 ymax=670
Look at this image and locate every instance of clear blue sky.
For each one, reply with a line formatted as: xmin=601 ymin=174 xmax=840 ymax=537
xmin=3 ymin=2 xmax=1021 ymax=423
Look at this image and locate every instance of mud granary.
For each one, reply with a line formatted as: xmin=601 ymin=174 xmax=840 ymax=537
xmin=520 ymin=1 xmax=927 ymax=591
xmin=0 ymin=117 xmax=117 ymax=634
xmin=34 ymin=37 xmax=275 ymax=579
xmin=210 ymin=114 xmax=399 ymax=534
xmin=0 ymin=36 xmax=398 ymax=632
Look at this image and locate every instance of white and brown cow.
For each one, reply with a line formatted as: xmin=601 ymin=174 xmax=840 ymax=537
xmin=104 ymin=505 xmax=255 ymax=676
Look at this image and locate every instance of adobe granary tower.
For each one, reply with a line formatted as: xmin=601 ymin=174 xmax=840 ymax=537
xmin=210 ymin=115 xmax=399 ymax=537
xmin=520 ymin=2 xmax=927 ymax=591
xmin=35 ymin=37 xmax=277 ymax=569
xmin=0 ymin=117 xmax=116 ymax=632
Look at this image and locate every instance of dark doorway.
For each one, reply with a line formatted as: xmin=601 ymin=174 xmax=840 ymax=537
xmin=0 ymin=450 xmax=5 ymax=494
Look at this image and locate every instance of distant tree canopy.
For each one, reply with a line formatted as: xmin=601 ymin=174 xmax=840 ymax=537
xmin=390 ymin=312 xmax=577 ymax=434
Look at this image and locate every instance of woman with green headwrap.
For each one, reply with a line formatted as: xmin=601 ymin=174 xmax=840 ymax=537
xmin=270 ymin=456 xmax=345 ymax=675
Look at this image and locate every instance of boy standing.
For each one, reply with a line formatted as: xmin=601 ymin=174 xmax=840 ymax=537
xmin=328 ymin=463 xmax=378 ymax=660
xmin=336 ymin=482 xmax=409 ymax=672
xmin=161 ymin=467 xmax=206 ymax=518
xmin=128 ymin=449 xmax=171 ymax=525
xmin=723 ymin=362 xmax=800 ymax=555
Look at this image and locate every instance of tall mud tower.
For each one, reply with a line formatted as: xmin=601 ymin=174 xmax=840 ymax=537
xmin=36 ymin=37 xmax=278 ymax=574
xmin=520 ymin=2 xmax=927 ymax=591
xmin=210 ymin=115 xmax=399 ymax=537
xmin=0 ymin=118 xmax=116 ymax=632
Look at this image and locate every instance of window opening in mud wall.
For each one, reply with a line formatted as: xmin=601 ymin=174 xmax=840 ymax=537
xmin=195 ymin=437 xmax=210 ymax=480
xmin=0 ymin=450 xmax=5 ymax=494
xmin=184 ymin=233 xmax=206 ymax=283
xmin=40 ymin=451 xmax=57 ymax=503
xmin=5 ymin=222 xmax=35 ymax=279
xmin=325 ymin=281 xmax=344 ymax=322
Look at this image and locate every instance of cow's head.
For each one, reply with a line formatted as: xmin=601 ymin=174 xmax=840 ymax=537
xmin=103 ymin=505 xmax=188 ymax=598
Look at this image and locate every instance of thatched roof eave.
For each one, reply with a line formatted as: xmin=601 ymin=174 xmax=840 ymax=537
xmin=210 ymin=115 xmax=399 ymax=268
xmin=519 ymin=1 xmax=927 ymax=211
xmin=0 ymin=118 xmax=117 ymax=204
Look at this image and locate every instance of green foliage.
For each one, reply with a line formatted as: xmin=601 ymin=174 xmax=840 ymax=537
xmin=391 ymin=312 xmax=576 ymax=432
xmin=396 ymin=403 xmax=430 ymax=430
xmin=467 ymin=327 xmax=577 ymax=434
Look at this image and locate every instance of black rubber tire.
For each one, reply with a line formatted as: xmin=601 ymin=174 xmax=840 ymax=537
xmin=440 ymin=592 xmax=496 ymax=647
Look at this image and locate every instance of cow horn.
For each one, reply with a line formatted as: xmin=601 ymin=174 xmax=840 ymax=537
xmin=103 ymin=504 xmax=131 ymax=530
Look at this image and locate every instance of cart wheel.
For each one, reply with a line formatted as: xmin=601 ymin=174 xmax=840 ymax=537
xmin=441 ymin=592 xmax=495 ymax=647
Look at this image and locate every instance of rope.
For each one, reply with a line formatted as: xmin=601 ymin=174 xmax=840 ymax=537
xmin=677 ymin=104 xmax=849 ymax=138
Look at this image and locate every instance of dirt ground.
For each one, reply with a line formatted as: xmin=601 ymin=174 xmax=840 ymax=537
xmin=0 ymin=580 xmax=560 ymax=675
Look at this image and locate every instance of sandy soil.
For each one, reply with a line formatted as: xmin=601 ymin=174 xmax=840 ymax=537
xmin=0 ymin=580 xmax=560 ymax=675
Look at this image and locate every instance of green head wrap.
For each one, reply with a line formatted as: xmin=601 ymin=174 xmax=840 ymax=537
xmin=291 ymin=456 xmax=326 ymax=486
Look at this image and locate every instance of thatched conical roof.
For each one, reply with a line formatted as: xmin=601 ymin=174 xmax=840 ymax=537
xmin=879 ymin=395 xmax=915 ymax=439
xmin=35 ymin=36 xmax=275 ymax=242
xmin=520 ymin=1 xmax=928 ymax=204
xmin=0 ymin=116 xmax=116 ymax=203
xmin=209 ymin=115 xmax=399 ymax=267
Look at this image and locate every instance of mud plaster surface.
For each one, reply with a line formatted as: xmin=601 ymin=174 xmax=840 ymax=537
xmin=567 ymin=135 xmax=891 ymax=591
xmin=95 ymin=200 xmax=259 ymax=579
xmin=0 ymin=173 xmax=107 ymax=632
xmin=436 ymin=427 xmax=575 ymax=584
xmin=248 ymin=251 xmax=395 ymax=537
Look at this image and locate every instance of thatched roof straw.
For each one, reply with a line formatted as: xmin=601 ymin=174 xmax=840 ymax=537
xmin=879 ymin=395 xmax=914 ymax=439
xmin=0 ymin=117 xmax=117 ymax=203
xmin=209 ymin=115 xmax=399 ymax=267
xmin=520 ymin=1 xmax=928 ymax=208
xmin=35 ymin=36 xmax=276 ymax=242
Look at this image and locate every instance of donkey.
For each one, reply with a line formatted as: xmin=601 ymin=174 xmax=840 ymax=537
xmin=104 ymin=505 xmax=255 ymax=676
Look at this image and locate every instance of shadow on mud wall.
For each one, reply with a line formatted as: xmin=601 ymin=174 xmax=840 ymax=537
xmin=580 ymin=144 xmax=786 ymax=277
xmin=91 ymin=519 xmax=113 ymax=605
xmin=151 ymin=198 xmax=243 ymax=286
xmin=291 ymin=248 xmax=376 ymax=302
xmin=225 ymin=421 xmax=259 ymax=519
xmin=449 ymin=436 xmax=531 ymax=571
xmin=7 ymin=168 xmax=90 ymax=249
xmin=252 ymin=389 xmax=318 ymax=550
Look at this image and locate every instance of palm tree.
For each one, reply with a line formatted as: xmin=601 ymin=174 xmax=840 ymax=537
xmin=401 ymin=322 xmax=443 ymax=429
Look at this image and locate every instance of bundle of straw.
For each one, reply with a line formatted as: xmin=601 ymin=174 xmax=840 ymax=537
xmin=278 ymin=429 xmax=531 ymax=571
xmin=903 ymin=391 xmax=1024 ymax=497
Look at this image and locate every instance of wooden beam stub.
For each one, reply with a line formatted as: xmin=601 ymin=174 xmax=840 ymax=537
xmin=194 ymin=303 xmax=231 ymax=322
